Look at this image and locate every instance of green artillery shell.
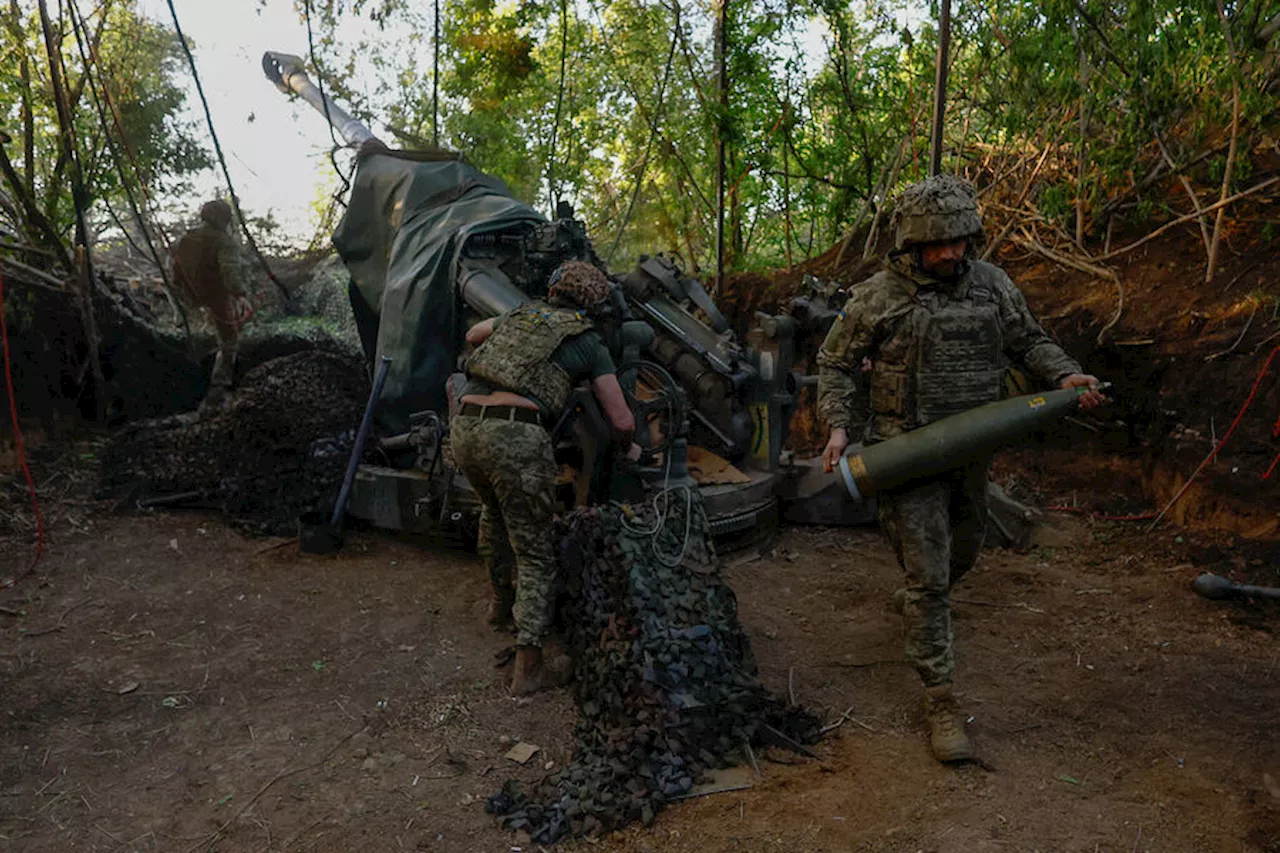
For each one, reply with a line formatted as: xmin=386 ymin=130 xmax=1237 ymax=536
xmin=838 ymin=387 xmax=1094 ymax=501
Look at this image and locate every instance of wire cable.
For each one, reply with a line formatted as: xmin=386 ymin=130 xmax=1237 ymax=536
xmin=65 ymin=0 xmax=174 ymax=247
xmin=606 ymin=16 xmax=680 ymax=263
xmin=615 ymin=368 xmax=695 ymax=567
xmin=1148 ymin=344 xmax=1280 ymax=528
xmin=544 ymin=0 xmax=570 ymax=215
xmin=165 ymin=0 xmax=289 ymax=300
xmin=66 ymin=0 xmax=191 ymax=339
xmin=302 ymin=0 xmax=351 ymax=205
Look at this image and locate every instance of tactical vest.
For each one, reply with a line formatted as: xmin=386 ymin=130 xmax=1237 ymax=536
xmin=869 ymin=282 xmax=1005 ymax=427
xmin=464 ymin=300 xmax=593 ymax=415
xmin=172 ymin=225 xmax=228 ymax=308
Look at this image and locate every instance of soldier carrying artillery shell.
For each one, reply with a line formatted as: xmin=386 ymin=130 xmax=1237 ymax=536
xmin=817 ymin=174 xmax=1106 ymax=763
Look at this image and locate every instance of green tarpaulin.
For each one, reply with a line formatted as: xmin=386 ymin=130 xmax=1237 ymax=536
xmin=332 ymin=151 xmax=546 ymax=433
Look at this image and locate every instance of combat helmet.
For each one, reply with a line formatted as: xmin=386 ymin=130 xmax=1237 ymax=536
xmin=199 ymin=199 xmax=234 ymax=230
xmin=547 ymin=260 xmax=611 ymax=308
xmin=890 ymin=174 xmax=984 ymax=251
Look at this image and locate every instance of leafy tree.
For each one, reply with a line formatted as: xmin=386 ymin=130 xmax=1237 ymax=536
xmin=211 ymin=0 xmax=1280 ymax=273
xmin=0 ymin=0 xmax=210 ymax=254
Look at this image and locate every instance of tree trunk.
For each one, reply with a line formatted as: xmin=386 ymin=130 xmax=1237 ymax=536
xmin=713 ymin=0 xmax=728 ymax=293
xmin=1075 ymin=30 xmax=1090 ymax=248
xmin=432 ymin=0 xmax=440 ymax=147
xmin=0 ymin=142 xmax=73 ymax=270
xmin=929 ymin=0 xmax=951 ymax=176
xmin=37 ymin=0 xmax=105 ymax=419
xmin=782 ymin=108 xmax=793 ymax=271
xmin=729 ymin=148 xmax=743 ymax=264
xmin=7 ymin=0 xmax=35 ymax=196
xmin=1207 ymin=0 xmax=1242 ymax=283
xmin=1206 ymin=80 xmax=1241 ymax=282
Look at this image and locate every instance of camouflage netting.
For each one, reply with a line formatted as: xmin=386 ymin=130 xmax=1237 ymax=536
xmin=98 ymin=350 xmax=370 ymax=533
xmin=486 ymin=490 xmax=819 ymax=843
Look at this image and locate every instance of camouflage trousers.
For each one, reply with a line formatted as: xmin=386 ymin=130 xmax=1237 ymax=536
xmin=450 ymin=414 xmax=558 ymax=647
xmin=208 ymin=304 xmax=239 ymax=391
xmin=878 ymin=461 xmax=989 ymax=687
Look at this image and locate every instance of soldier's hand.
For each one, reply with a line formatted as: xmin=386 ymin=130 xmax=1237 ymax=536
xmin=232 ymin=296 xmax=253 ymax=327
xmin=822 ymin=428 xmax=850 ymax=473
xmin=1059 ymin=373 xmax=1106 ymax=410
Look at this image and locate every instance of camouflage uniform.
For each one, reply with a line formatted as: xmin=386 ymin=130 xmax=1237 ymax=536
xmin=454 ymin=293 xmax=612 ymax=648
xmin=817 ymin=176 xmax=1081 ymax=688
xmin=172 ymin=201 xmax=247 ymax=396
xmin=451 ymin=416 xmax=559 ymax=647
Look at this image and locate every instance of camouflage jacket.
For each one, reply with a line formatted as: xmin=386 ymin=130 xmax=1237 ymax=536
xmin=817 ymin=257 xmax=1082 ymax=442
xmin=171 ymin=224 xmax=247 ymax=307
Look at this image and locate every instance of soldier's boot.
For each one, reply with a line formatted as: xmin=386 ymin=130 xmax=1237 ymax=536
xmin=509 ymin=646 xmax=573 ymax=696
xmin=924 ymin=684 xmax=975 ymax=763
xmin=199 ymin=384 xmax=231 ymax=415
xmin=486 ymin=585 xmax=516 ymax=633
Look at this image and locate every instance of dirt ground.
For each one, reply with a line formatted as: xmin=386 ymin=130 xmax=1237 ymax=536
xmin=2 ymin=499 xmax=1277 ymax=853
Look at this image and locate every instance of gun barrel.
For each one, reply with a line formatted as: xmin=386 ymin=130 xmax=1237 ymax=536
xmin=458 ymin=263 xmax=528 ymax=318
xmin=839 ymin=386 xmax=1096 ymax=501
xmin=261 ymin=51 xmax=376 ymax=147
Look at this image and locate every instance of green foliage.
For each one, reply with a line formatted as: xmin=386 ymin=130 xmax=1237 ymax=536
xmin=0 ymin=0 xmax=210 ymax=247
xmin=18 ymin=0 xmax=1276 ymax=269
xmin=1039 ymin=183 xmax=1074 ymax=225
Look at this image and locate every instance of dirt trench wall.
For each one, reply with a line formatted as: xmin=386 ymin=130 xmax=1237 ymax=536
xmin=1 ymin=255 xmax=363 ymax=433
xmin=713 ymin=234 xmax=1280 ymax=539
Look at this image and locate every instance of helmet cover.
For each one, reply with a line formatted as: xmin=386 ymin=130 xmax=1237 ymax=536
xmin=547 ymin=260 xmax=610 ymax=307
xmin=890 ymin=175 xmax=984 ymax=251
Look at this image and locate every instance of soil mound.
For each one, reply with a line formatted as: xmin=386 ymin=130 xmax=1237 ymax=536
xmin=98 ymin=350 xmax=369 ymax=532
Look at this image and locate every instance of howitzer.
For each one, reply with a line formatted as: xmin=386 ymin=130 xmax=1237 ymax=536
xmin=262 ymin=53 xmax=373 ymax=146
xmin=837 ymin=386 xmax=1104 ymax=501
xmin=261 ymin=51 xmax=861 ymax=544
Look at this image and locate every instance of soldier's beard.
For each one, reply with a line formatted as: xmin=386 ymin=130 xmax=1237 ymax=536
xmin=924 ymin=260 xmax=963 ymax=281
xmin=915 ymin=255 xmax=967 ymax=285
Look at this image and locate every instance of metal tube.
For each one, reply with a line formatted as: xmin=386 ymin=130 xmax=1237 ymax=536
xmin=1192 ymin=572 xmax=1280 ymax=601
xmin=458 ymin=264 xmax=529 ymax=317
xmin=929 ymin=0 xmax=952 ymax=176
xmin=262 ymin=52 xmax=376 ymax=146
xmin=332 ymin=356 xmax=393 ymax=528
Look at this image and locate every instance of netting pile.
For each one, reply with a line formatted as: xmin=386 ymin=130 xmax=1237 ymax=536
xmin=486 ymin=489 xmax=818 ymax=843
xmin=99 ymin=350 xmax=369 ymax=532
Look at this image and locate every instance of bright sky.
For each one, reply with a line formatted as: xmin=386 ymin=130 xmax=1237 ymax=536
xmin=135 ymin=0 xmax=372 ymax=244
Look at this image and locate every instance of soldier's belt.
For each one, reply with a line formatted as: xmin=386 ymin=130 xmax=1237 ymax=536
xmin=459 ymin=403 xmax=544 ymax=426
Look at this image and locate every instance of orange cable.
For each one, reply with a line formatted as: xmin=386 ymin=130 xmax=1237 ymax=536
xmin=0 ymin=268 xmax=45 ymax=581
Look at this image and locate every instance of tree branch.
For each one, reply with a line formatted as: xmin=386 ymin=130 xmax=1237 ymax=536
xmin=1255 ymin=10 xmax=1280 ymax=46
xmin=1011 ymin=228 xmax=1123 ymax=344
xmin=0 ymin=135 xmax=73 ymax=269
xmin=1099 ymin=174 xmax=1280 ymax=261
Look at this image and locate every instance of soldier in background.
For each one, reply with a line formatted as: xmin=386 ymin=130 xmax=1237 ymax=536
xmin=171 ymin=200 xmax=251 ymax=410
xmin=817 ymin=175 xmax=1105 ymax=763
xmin=452 ymin=261 xmax=637 ymax=695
